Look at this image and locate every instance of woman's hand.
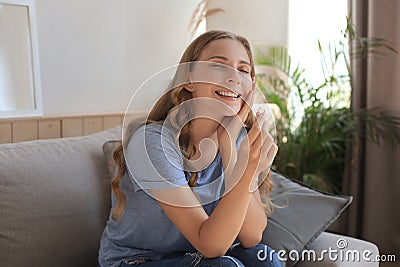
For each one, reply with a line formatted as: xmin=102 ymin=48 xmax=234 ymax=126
xmin=238 ymin=109 xmax=278 ymax=180
xmin=217 ymin=84 xmax=256 ymax=173
xmin=228 ymin=108 xmax=278 ymax=191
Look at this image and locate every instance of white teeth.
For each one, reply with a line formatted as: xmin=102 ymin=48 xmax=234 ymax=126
xmin=216 ymin=91 xmax=239 ymax=98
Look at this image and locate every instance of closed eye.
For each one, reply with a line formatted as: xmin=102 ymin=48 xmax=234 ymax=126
xmin=211 ymin=63 xmax=228 ymax=69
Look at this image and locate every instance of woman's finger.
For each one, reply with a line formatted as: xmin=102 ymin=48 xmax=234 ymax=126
xmin=259 ymin=134 xmax=275 ymax=164
xmin=246 ymin=110 xmax=265 ymax=145
xmin=266 ymin=143 xmax=278 ymax=164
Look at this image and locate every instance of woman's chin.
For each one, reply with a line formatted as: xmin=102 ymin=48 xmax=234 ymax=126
xmin=223 ymin=106 xmax=240 ymax=117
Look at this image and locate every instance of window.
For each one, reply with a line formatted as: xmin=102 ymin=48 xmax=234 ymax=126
xmin=288 ymin=0 xmax=349 ymax=95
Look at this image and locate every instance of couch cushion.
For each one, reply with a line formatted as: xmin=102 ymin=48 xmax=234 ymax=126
xmin=263 ymin=171 xmax=352 ymax=267
xmin=295 ymin=232 xmax=380 ymax=267
xmin=0 ymin=126 xmax=121 ymax=267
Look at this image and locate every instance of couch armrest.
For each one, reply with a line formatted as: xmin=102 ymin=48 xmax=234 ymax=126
xmin=294 ymin=232 xmax=379 ymax=267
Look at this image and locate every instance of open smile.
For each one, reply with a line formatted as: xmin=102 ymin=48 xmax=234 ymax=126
xmin=215 ymin=90 xmax=241 ymax=99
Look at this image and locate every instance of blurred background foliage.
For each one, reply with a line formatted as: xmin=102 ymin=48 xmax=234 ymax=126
xmin=255 ymin=17 xmax=400 ymax=193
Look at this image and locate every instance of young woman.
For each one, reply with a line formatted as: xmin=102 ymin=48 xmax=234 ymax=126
xmin=98 ymin=30 xmax=282 ymax=267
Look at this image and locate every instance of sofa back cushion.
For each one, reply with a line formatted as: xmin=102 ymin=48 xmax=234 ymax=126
xmin=0 ymin=126 xmax=121 ymax=267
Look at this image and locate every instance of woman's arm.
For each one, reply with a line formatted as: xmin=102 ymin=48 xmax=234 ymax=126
xmin=237 ymin=186 xmax=267 ymax=248
xmin=220 ymin=117 xmax=275 ymax=248
xmin=237 ymin=113 xmax=277 ymax=248
xmin=151 ymin=121 xmax=264 ymax=259
xmin=152 ymin=117 xmax=277 ymax=259
xmin=152 ymin=167 xmax=255 ymax=258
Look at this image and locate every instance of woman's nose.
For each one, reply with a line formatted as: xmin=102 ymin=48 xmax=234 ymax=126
xmin=227 ymin=78 xmax=240 ymax=84
xmin=226 ymin=72 xmax=241 ymax=85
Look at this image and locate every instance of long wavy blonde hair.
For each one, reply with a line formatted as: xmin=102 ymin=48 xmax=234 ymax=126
xmin=111 ymin=30 xmax=274 ymax=221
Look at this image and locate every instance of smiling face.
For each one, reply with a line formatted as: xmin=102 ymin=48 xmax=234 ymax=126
xmin=187 ymin=39 xmax=254 ymax=116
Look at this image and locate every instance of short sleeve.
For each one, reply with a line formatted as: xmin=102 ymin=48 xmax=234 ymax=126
xmin=124 ymin=124 xmax=188 ymax=192
xmin=236 ymin=126 xmax=248 ymax=147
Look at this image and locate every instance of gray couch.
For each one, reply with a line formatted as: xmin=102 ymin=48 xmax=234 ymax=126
xmin=0 ymin=126 xmax=379 ymax=267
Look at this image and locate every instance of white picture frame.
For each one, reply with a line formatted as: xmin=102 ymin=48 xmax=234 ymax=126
xmin=0 ymin=0 xmax=43 ymax=118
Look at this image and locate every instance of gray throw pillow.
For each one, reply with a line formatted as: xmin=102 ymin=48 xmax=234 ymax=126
xmin=0 ymin=126 xmax=121 ymax=267
xmin=262 ymin=171 xmax=352 ymax=267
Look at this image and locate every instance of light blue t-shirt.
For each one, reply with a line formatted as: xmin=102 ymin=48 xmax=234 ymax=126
xmin=98 ymin=123 xmax=246 ymax=267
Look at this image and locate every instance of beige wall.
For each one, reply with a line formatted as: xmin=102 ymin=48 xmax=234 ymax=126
xmin=206 ymin=0 xmax=289 ymax=45
xmin=34 ymin=0 xmax=200 ymax=116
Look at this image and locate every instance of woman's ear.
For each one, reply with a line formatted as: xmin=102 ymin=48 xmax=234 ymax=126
xmin=251 ymin=76 xmax=256 ymax=83
xmin=185 ymin=82 xmax=194 ymax=92
xmin=186 ymin=73 xmax=194 ymax=92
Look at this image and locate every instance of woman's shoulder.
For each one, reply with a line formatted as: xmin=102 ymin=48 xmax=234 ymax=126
xmin=128 ymin=122 xmax=179 ymax=153
xmin=132 ymin=122 xmax=176 ymax=139
xmin=133 ymin=122 xmax=162 ymax=135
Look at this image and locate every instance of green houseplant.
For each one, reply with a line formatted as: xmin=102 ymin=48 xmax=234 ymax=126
xmin=255 ymin=17 xmax=400 ymax=193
